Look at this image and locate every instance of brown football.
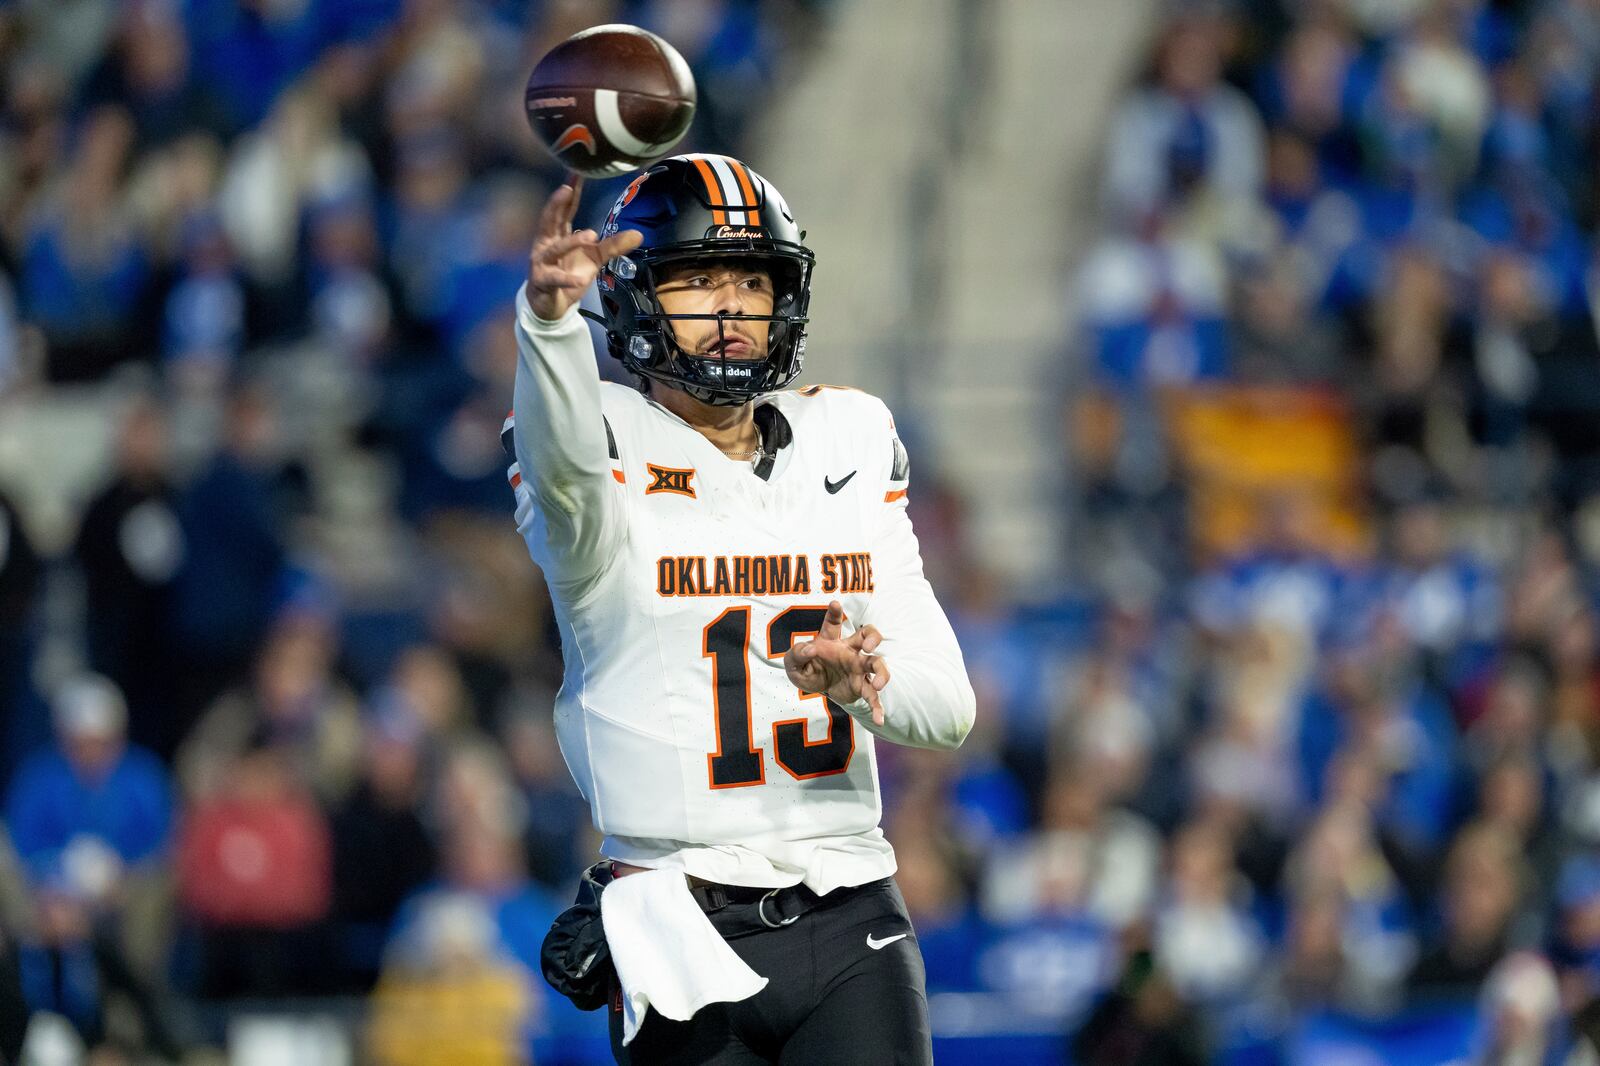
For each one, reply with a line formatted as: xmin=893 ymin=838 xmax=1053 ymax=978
xmin=524 ymin=24 xmax=697 ymax=178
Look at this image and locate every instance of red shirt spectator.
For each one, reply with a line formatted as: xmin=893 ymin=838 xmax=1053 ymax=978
xmin=177 ymin=747 xmax=331 ymax=928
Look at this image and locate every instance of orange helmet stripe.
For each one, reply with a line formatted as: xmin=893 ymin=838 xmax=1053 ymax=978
xmin=729 ymin=161 xmax=761 ymax=226
xmin=690 ymin=157 xmax=727 ymax=225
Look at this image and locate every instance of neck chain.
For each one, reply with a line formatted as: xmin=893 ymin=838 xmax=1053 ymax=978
xmin=726 ymin=423 xmax=766 ymax=466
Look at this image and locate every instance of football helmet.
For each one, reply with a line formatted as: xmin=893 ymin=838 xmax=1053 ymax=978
xmin=588 ymin=154 xmax=814 ymax=405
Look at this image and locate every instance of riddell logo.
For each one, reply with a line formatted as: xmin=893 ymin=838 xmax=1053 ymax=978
xmin=713 ymin=226 xmax=765 ymax=239
xmin=530 ymin=96 xmax=577 ymax=109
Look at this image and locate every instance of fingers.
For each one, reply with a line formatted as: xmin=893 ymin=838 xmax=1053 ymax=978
xmin=530 ymin=229 xmax=605 ymax=296
xmin=848 ymin=624 xmax=882 ymax=654
xmin=819 ymin=600 xmax=846 ymax=642
xmin=539 ymin=183 xmax=576 ymax=241
xmin=862 ymin=653 xmax=888 ymax=727
xmin=533 ymin=229 xmax=641 ymax=275
xmin=534 ymin=228 xmax=595 ymax=264
xmin=538 ymin=174 xmax=587 ymax=242
xmin=858 ymin=672 xmax=884 ymax=727
xmin=598 ymin=229 xmax=643 ymax=260
xmin=865 ymin=654 xmax=890 ymax=691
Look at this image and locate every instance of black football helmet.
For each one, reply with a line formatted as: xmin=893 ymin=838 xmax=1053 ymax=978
xmin=588 ymin=154 xmax=814 ymax=405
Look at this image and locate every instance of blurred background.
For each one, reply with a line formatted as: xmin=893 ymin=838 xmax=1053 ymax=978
xmin=3 ymin=0 xmax=1600 ymax=1063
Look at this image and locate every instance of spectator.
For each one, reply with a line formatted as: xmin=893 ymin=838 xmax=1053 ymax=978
xmin=0 ymin=921 xmax=23 ymax=1066
xmin=1073 ymin=222 xmax=1231 ymax=390
xmin=74 ymin=398 xmax=186 ymax=759
xmin=1470 ymin=952 xmax=1564 ymax=1065
xmin=20 ymin=107 xmax=149 ymax=380
xmin=384 ymin=129 xmax=471 ymax=328
xmin=160 ymin=212 xmax=247 ymax=378
xmin=982 ymin=759 xmax=1160 ymax=934
xmin=1296 ymin=631 xmax=1461 ymax=864
xmin=79 ymin=1 xmax=228 ymax=150
xmin=328 ymin=699 xmax=437 ymax=991
xmin=386 ymin=797 xmax=566 ymax=1054
xmin=4 ymin=679 xmax=180 ymax=1057
xmin=384 ymin=642 xmax=476 ymax=738
xmin=305 ymin=191 xmax=392 ymax=365
xmin=436 ymin=175 xmax=542 ymax=358
xmin=1278 ymin=802 xmax=1415 ymax=1011
xmin=501 ymin=705 xmax=589 ymax=893
xmin=178 ymin=618 xmax=361 ymax=804
xmin=170 ymin=384 xmax=293 ymax=717
xmin=1102 ymin=11 xmax=1265 ymax=228
xmin=1378 ymin=496 xmax=1499 ymax=677
xmin=176 ymin=743 xmax=333 ymax=999
xmin=366 ymin=893 xmax=531 ymax=1066
xmin=1408 ymin=821 xmax=1529 ymax=1001
xmin=1073 ymin=949 xmax=1207 ymax=1066
xmin=15 ymin=863 xmax=181 ymax=1059
xmin=1152 ymin=820 xmax=1264 ymax=1006
xmin=1474 ymin=756 xmax=1559 ymax=910
xmin=895 ymin=838 xmax=985 ymax=995
xmin=0 ymin=486 xmax=44 ymax=779
xmin=5 ymin=675 xmax=172 ymax=880
xmin=1549 ymin=605 xmax=1600 ymax=770
xmin=1552 ymin=854 xmax=1600 ymax=992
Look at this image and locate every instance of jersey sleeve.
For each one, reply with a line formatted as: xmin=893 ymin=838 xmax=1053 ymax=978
xmin=846 ymin=400 xmax=976 ymax=751
xmin=509 ymin=284 xmax=626 ymax=594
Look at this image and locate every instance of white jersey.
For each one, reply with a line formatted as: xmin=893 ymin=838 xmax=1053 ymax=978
xmin=508 ymin=287 xmax=975 ymax=895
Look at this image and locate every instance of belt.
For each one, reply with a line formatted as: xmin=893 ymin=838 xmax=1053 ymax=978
xmin=686 ymin=875 xmax=826 ymax=939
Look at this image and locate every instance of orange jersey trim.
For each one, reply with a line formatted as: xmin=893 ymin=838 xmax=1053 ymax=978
xmin=884 ymin=489 xmax=907 ymax=502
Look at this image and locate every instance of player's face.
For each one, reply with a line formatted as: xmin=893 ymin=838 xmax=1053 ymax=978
xmin=654 ymin=262 xmax=774 ymax=360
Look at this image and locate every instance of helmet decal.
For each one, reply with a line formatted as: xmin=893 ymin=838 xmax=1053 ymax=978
xmin=602 ymin=171 xmax=651 ymax=237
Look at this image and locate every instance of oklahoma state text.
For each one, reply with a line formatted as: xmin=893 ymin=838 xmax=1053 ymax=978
xmin=656 ymin=553 xmax=875 ymax=598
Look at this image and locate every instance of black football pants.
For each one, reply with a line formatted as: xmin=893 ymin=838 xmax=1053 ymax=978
xmin=608 ymin=877 xmax=932 ymax=1065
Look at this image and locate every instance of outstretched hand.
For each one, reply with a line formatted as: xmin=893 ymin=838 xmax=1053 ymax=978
xmin=527 ymin=175 xmax=643 ymax=321
xmin=783 ymin=601 xmax=891 ymax=726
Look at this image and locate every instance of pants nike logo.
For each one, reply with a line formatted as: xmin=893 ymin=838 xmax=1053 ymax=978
xmin=824 ymin=471 xmax=857 ymax=494
xmin=866 ymin=932 xmax=907 ymax=950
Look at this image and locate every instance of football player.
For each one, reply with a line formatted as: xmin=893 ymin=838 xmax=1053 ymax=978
xmin=509 ymin=154 xmax=974 ymax=1064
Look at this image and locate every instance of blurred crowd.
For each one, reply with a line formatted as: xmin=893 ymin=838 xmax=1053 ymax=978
xmin=0 ymin=0 xmax=830 ymax=1062
xmin=8 ymin=0 xmax=1600 ymax=1064
xmin=896 ymin=0 xmax=1600 ymax=1062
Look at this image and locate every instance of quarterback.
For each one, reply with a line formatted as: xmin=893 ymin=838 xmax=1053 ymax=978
xmin=508 ymin=154 xmax=974 ymax=1064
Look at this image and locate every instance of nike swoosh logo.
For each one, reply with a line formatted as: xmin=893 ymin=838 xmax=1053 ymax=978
xmin=824 ymin=471 xmax=857 ymax=494
xmin=866 ymin=932 xmax=907 ymax=950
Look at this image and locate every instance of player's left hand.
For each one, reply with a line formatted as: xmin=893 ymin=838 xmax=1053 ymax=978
xmin=783 ymin=601 xmax=891 ymax=726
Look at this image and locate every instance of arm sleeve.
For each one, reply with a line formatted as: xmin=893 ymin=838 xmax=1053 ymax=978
xmin=846 ymin=414 xmax=976 ymax=751
xmin=510 ymin=284 xmax=626 ymax=593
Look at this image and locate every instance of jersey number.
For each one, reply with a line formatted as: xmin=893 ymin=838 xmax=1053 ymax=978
xmin=703 ymin=606 xmax=856 ymax=788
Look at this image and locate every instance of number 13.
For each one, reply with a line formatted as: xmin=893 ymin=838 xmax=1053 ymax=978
xmin=703 ymin=605 xmax=856 ymax=789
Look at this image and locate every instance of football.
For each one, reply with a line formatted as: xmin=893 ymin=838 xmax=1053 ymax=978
xmin=524 ymin=24 xmax=697 ymax=178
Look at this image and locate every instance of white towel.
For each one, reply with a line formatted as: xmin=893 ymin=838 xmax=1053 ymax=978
xmin=600 ymin=869 xmax=769 ymax=1045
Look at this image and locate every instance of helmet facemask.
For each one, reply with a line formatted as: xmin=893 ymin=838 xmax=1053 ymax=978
xmin=601 ymin=243 xmax=813 ymax=405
